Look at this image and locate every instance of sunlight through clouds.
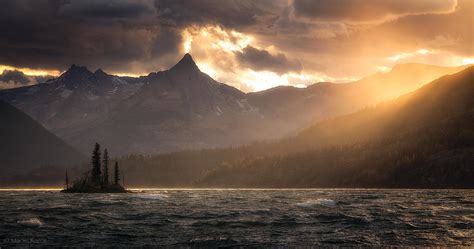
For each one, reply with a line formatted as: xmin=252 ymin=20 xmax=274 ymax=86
xmin=381 ymin=49 xmax=472 ymax=70
xmin=463 ymin=58 xmax=474 ymax=65
xmin=179 ymin=25 xmax=325 ymax=92
xmin=387 ymin=49 xmax=438 ymax=62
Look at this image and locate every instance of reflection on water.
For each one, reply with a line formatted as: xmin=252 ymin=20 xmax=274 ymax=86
xmin=0 ymin=189 xmax=473 ymax=247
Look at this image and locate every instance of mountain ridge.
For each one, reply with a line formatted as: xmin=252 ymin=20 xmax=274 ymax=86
xmin=84 ymin=66 xmax=473 ymax=188
xmin=0 ymin=54 xmax=468 ymax=155
xmin=198 ymin=66 xmax=474 ymax=187
xmin=0 ymin=100 xmax=86 ymax=178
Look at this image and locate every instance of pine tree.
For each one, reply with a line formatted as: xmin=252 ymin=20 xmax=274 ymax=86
xmin=114 ymin=161 xmax=120 ymax=185
xmin=91 ymin=143 xmax=102 ymax=185
xmin=102 ymin=149 xmax=109 ymax=185
xmin=65 ymin=170 xmax=69 ymax=189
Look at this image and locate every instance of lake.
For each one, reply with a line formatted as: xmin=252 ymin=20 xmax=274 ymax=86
xmin=0 ymin=189 xmax=473 ymax=247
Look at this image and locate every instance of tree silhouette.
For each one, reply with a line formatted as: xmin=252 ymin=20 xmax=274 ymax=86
xmin=62 ymin=144 xmax=127 ymax=193
xmin=114 ymin=161 xmax=120 ymax=185
xmin=65 ymin=170 xmax=69 ymax=189
xmin=102 ymin=148 xmax=109 ymax=185
xmin=91 ymin=143 xmax=101 ymax=185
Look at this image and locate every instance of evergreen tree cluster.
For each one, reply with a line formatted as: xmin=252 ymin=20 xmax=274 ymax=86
xmin=90 ymin=143 xmax=120 ymax=187
xmin=63 ymin=143 xmax=126 ymax=193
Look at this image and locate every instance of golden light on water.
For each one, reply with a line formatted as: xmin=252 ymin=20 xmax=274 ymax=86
xmin=0 ymin=188 xmax=62 ymax=191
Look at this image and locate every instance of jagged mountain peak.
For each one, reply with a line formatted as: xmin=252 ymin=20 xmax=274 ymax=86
xmin=59 ymin=64 xmax=93 ymax=81
xmin=169 ymin=53 xmax=200 ymax=73
xmin=94 ymin=68 xmax=106 ymax=74
xmin=94 ymin=68 xmax=109 ymax=78
xmin=67 ymin=64 xmax=92 ymax=74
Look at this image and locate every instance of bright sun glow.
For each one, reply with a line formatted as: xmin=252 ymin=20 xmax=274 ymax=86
xmin=376 ymin=66 xmax=391 ymax=72
xmin=0 ymin=65 xmax=61 ymax=76
xmin=113 ymin=72 xmax=144 ymax=77
xmin=183 ymin=25 xmax=253 ymax=54
xmin=236 ymin=70 xmax=333 ymax=92
xmin=196 ymin=63 xmax=218 ymax=78
xmin=387 ymin=49 xmax=437 ymax=62
xmin=182 ymin=30 xmax=193 ymax=53
xmin=179 ymin=24 xmax=471 ymax=93
xmin=462 ymin=58 xmax=474 ymax=65
xmin=239 ymin=70 xmax=289 ymax=91
xmin=178 ymin=25 xmax=351 ymax=92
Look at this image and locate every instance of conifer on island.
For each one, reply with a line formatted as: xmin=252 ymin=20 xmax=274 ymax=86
xmin=114 ymin=161 xmax=120 ymax=185
xmin=91 ymin=143 xmax=101 ymax=186
xmin=62 ymin=143 xmax=127 ymax=193
xmin=102 ymin=148 xmax=109 ymax=185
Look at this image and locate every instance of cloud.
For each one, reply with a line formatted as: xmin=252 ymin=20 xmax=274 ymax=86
xmin=0 ymin=70 xmax=30 ymax=85
xmin=0 ymin=0 xmax=471 ymax=91
xmin=235 ymin=46 xmax=302 ymax=74
xmin=59 ymin=0 xmax=156 ymax=19
xmin=33 ymin=75 xmax=54 ymax=84
xmin=292 ymin=0 xmax=457 ymax=23
xmin=0 ymin=69 xmax=53 ymax=89
xmin=0 ymin=0 xmax=173 ymax=73
xmin=154 ymin=0 xmax=284 ymax=29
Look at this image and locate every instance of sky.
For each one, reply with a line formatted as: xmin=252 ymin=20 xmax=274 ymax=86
xmin=0 ymin=0 xmax=472 ymax=91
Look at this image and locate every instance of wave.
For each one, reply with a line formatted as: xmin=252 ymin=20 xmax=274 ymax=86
xmin=136 ymin=193 xmax=169 ymax=200
xmin=17 ymin=218 xmax=44 ymax=226
xmin=296 ymin=198 xmax=336 ymax=208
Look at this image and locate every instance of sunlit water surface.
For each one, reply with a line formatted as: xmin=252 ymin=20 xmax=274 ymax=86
xmin=0 ymin=189 xmax=473 ymax=247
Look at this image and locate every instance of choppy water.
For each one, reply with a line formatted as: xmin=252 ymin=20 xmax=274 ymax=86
xmin=0 ymin=189 xmax=473 ymax=247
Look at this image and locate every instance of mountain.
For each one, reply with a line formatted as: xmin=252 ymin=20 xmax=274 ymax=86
xmin=0 ymin=64 xmax=144 ymax=140
xmin=0 ymin=54 xmax=467 ymax=156
xmin=247 ymin=63 xmax=468 ymax=134
xmin=54 ymin=54 xmax=264 ymax=155
xmin=196 ymin=66 xmax=474 ymax=188
xmin=0 ymin=100 xmax=85 ymax=179
xmin=112 ymin=66 xmax=474 ymax=188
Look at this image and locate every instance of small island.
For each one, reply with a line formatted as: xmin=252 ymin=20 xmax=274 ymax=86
xmin=62 ymin=143 xmax=128 ymax=193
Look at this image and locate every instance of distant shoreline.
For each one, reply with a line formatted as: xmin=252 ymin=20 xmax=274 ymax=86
xmin=1 ymin=187 xmax=473 ymax=191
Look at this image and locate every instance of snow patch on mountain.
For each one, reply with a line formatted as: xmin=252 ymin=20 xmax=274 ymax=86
xmin=60 ymin=89 xmax=73 ymax=98
xmin=112 ymin=77 xmax=129 ymax=86
xmin=216 ymin=106 xmax=223 ymax=115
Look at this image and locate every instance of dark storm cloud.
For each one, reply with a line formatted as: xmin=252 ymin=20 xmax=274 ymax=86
xmin=59 ymin=0 xmax=156 ymax=19
xmin=235 ymin=46 xmax=302 ymax=74
xmin=154 ymin=0 xmax=282 ymax=29
xmin=0 ymin=0 xmax=170 ymax=72
xmin=0 ymin=0 xmax=471 ymax=86
xmin=292 ymin=0 xmax=457 ymax=22
xmin=0 ymin=0 xmax=286 ymax=74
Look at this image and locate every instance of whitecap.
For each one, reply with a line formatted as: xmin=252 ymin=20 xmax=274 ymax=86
xmin=136 ymin=193 xmax=169 ymax=200
xmin=296 ymin=199 xmax=336 ymax=208
xmin=18 ymin=218 xmax=44 ymax=226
